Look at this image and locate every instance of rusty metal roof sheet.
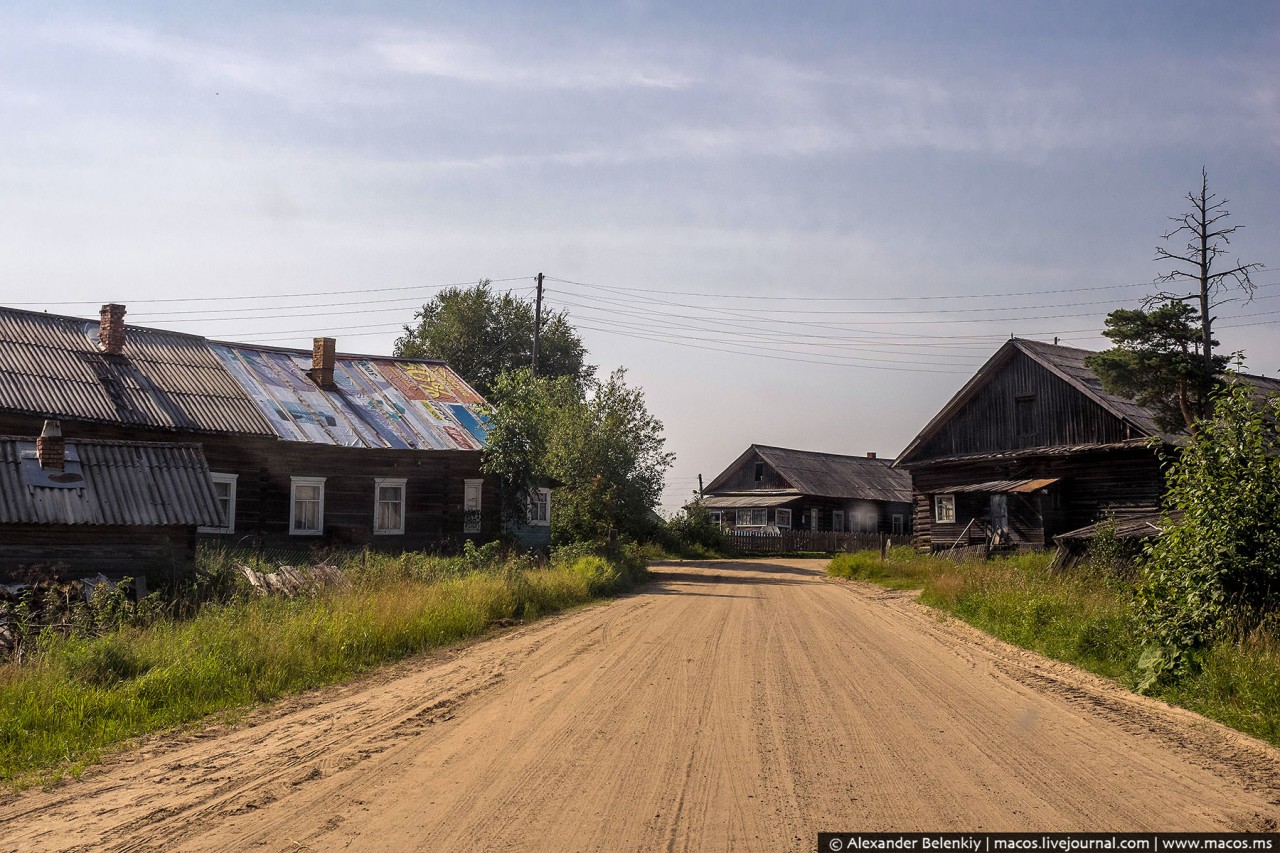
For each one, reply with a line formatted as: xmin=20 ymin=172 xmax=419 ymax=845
xmin=0 ymin=307 xmax=274 ymax=436
xmin=949 ymin=477 xmax=1061 ymax=494
xmin=211 ymin=344 xmax=489 ymax=450
xmin=0 ymin=436 xmax=222 ymax=527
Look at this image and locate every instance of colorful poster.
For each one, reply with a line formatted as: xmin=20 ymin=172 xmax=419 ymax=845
xmin=210 ymin=345 xmax=305 ymax=442
xmin=396 ymin=361 xmax=459 ymax=402
xmin=374 ymin=362 xmax=427 ymax=401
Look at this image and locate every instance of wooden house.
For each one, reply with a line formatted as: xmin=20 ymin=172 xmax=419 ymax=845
xmin=701 ymin=445 xmax=913 ymax=534
xmin=0 ymin=303 xmax=545 ymax=575
xmin=895 ymin=338 xmax=1280 ymax=552
xmin=0 ymin=421 xmax=223 ymax=579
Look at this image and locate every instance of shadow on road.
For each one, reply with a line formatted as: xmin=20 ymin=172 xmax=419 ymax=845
xmin=640 ymin=559 xmax=826 ymax=597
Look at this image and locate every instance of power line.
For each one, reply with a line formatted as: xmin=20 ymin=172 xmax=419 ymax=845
xmin=547 ymin=270 xmax=1280 ymax=302
xmin=8 ymin=276 xmax=537 ymax=307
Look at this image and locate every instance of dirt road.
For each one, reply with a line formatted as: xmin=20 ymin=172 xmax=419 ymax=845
xmin=3 ymin=559 xmax=1279 ymax=851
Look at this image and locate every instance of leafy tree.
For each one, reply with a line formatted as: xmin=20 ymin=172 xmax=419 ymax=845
xmin=1135 ymin=380 xmax=1280 ymax=688
xmin=1086 ymin=302 xmax=1224 ymax=433
xmin=394 ymin=281 xmax=591 ymax=397
xmin=545 ymin=369 xmax=674 ymax=544
xmin=482 ymin=368 xmax=674 ymax=544
xmin=480 ymin=368 xmax=574 ymax=524
xmin=1086 ymin=170 xmax=1262 ymax=432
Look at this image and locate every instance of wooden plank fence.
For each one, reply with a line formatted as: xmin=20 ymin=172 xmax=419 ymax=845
xmin=725 ymin=530 xmax=913 ymax=555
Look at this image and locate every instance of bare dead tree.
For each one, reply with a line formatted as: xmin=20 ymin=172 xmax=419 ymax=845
xmin=1150 ymin=167 xmax=1263 ymax=374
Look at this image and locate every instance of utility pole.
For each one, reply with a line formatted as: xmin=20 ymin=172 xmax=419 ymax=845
xmin=698 ymin=474 xmax=704 ymax=498
xmin=531 ymin=272 xmax=544 ymax=375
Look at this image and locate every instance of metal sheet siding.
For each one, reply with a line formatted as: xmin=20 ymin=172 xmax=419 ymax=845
xmin=0 ymin=438 xmax=222 ymax=527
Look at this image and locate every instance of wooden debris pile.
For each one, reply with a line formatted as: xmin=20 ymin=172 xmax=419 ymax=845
xmin=236 ymin=563 xmax=351 ymax=597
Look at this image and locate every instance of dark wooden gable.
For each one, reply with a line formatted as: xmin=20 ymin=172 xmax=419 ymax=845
xmin=907 ymin=348 xmax=1138 ymax=463
xmin=704 ymin=447 xmax=794 ymax=493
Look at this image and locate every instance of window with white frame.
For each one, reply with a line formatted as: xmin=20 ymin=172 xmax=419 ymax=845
xmin=199 ymin=473 xmax=238 ymax=534
xmin=463 ymin=479 xmax=483 ymax=533
xmin=832 ymin=510 xmax=845 ymax=532
xmin=528 ymin=488 xmax=551 ymax=525
xmin=810 ymin=508 xmax=821 ymax=530
xmin=290 ymin=476 xmax=326 ymax=535
xmin=709 ymin=511 xmax=723 ymax=528
xmin=374 ymin=478 xmax=406 ymax=535
xmin=776 ymin=508 xmax=792 ymax=528
xmin=737 ymin=508 xmax=766 ymax=527
xmin=934 ymin=494 xmax=956 ymax=524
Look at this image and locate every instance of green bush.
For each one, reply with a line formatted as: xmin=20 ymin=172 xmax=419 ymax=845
xmin=1136 ymin=383 xmax=1280 ymax=688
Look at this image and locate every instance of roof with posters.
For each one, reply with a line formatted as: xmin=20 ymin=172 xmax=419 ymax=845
xmin=210 ymin=343 xmax=489 ymax=450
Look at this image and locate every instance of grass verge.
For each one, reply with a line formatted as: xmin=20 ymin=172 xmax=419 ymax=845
xmin=0 ymin=546 xmax=645 ymax=787
xmin=827 ymin=548 xmax=1280 ymax=746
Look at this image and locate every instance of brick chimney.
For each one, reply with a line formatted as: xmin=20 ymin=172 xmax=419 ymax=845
xmin=866 ymin=452 xmax=877 ymax=459
xmin=99 ymin=304 xmax=127 ymax=355
xmin=311 ymin=337 xmax=336 ymax=389
xmin=37 ymin=420 xmax=65 ymax=470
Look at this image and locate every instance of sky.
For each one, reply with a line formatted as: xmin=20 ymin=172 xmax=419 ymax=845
xmin=2 ymin=1 xmax=1278 ymax=512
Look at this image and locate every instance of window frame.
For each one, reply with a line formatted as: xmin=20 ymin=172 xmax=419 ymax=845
xmin=892 ymin=513 xmax=905 ymax=535
xmin=373 ymin=477 xmax=407 ymax=536
xmin=289 ymin=476 xmax=326 ymax=536
xmin=934 ymin=494 xmax=956 ymax=524
xmin=832 ymin=510 xmax=846 ymax=532
xmin=737 ymin=508 xmax=767 ymax=527
xmin=754 ymin=462 xmax=765 ymax=482
xmin=527 ymin=487 xmax=551 ymax=526
xmin=1015 ymin=394 xmax=1037 ymax=437
xmin=463 ymin=478 xmax=483 ymax=533
xmin=775 ymin=508 xmax=792 ymax=529
xmin=199 ymin=472 xmax=238 ymax=534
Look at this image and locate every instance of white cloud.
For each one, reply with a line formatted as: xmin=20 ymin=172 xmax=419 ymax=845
xmin=371 ymin=32 xmax=692 ymax=90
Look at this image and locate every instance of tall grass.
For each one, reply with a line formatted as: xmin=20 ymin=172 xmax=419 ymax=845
xmin=0 ymin=544 xmax=645 ymax=786
xmin=827 ymin=548 xmax=1280 ymax=746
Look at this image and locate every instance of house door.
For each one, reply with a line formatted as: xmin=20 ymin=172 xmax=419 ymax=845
xmin=989 ymin=494 xmax=1008 ymax=540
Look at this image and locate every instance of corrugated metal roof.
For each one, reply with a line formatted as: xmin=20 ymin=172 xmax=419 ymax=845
xmin=0 ymin=306 xmax=491 ymax=450
xmin=0 ymin=307 xmax=274 ymax=436
xmin=0 ymin=436 xmax=222 ymax=527
xmin=705 ymin=445 xmax=913 ymax=503
xmin=703 ymin=493 xmax=802 ymax=509
xmin=897 ymin=338 xmax=1280 ymax=467
xmin=211 ymin=344 xmax=488 ymax=450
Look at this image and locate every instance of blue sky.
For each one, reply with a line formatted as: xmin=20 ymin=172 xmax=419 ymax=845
xmin=2 ymin=2 xmax=1278 ymax=510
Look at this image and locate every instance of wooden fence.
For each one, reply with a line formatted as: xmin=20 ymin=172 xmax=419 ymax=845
xmin=725 ymin=530 xmax=913 ymax=555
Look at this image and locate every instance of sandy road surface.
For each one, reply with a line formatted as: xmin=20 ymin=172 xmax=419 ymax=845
xmin=3 ymin=559 xmax=1279 ymax=851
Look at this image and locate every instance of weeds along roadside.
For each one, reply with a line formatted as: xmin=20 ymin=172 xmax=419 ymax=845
xmin=827 ymin=548 xmax=1280 ymax=747
xmin=0 ymin=541 xmax=654 ymax=788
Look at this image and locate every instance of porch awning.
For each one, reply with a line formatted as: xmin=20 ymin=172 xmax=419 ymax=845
xmin=948 ymin=478 xmax=1060 ymax=494
xmin=702 ymin=493 xmax=802 ymax=509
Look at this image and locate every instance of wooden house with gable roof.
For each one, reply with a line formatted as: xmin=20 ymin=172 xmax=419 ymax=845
xmin=702 ymin=445 xmax=913 ymax=534
xmin=895 ymin=338 xmax=1280 ymax=553
xmin=0 ymin=303 xmax=544 ymax=576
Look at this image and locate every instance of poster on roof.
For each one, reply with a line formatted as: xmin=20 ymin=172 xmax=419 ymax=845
xmin=345 ymin=360 xmax=444 ymax=450
xmin=333 ymin=361 xmax=415 ymax=449
xmin=211 ymin=345 xmax=306 ymax=442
